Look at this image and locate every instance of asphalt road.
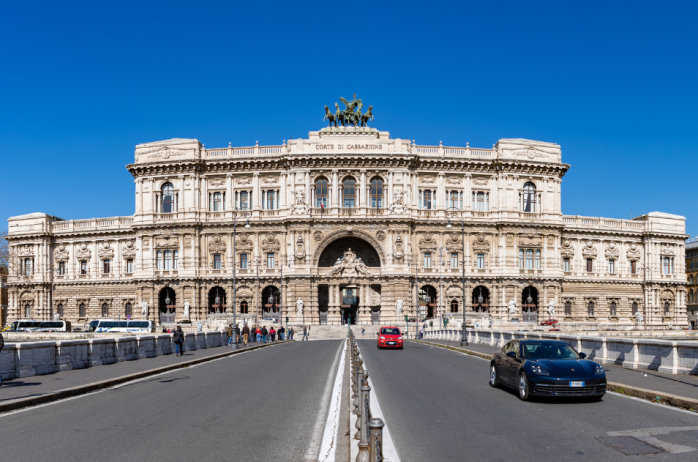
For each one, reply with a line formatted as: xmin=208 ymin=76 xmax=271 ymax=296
xmin=359 ymin=340 xmax=698 ymax=462
xmin=0 ymin=341 xmax=344 ymax=462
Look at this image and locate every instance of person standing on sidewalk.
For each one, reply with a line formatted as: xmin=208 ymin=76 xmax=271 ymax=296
xmin=173 ymin=326 xmax=185 ymax=356
xmin=302 ymin=325 xmax=309 ymax=341
xmin=278 ymin=326 xmax=285 ymax=341
xmin=270 ymin=327 xmax=276 ymax=342
xmin=226 ymin=325 xmax=233 ymax=346
xmin=261 ymin=326 xmax=268 ymax=343
xmin=242 ymin=324 xmax=250 ymax=346
xmin=288 ymin=326 xmax=294 ymax=340
xmin=255 ymin=326 xmax=261 ymax=343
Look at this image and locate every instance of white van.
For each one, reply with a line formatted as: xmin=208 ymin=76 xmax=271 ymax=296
xmin=88 ymin=319 xmax=154 ymax=333
xmin=10 ymin=320 xmax=72 ymax=332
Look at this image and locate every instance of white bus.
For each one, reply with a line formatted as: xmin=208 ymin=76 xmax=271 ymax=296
xmin=88 ymin=319 xmax=154 ymax=333
xmin=10 ymin=320 xmax=72 ymax=332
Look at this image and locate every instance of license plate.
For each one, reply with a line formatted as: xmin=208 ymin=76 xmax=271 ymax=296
xmin=388 ymin=342 xmax=396 ymax=345
xmin=569 ymin=381 xmax=585 ymax=387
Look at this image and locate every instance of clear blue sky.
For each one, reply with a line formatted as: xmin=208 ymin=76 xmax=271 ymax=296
xmin=1 ymin=1 xmax=695 ymax=238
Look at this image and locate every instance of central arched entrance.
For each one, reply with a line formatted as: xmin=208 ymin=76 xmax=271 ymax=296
xmin=159 ymin=287 xmax=176 ymax=324
xmin=419 ymin=285 xmax=437 ymax=320
xmin=262 ymin=285 xmax=280 ymax=323
xmin=522 ymin=286 xmax=539 ymax=323
xmin=471 ymin=286 xmax=490 ymax=312
xmin=208 ymin=287 xmax=226 ymax=314
xmin=318 ymin=237 xmax=381 ymax=268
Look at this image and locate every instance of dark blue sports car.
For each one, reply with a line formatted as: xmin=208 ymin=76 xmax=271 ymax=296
xmin=489 ymin=340 xmax=606 ymax=401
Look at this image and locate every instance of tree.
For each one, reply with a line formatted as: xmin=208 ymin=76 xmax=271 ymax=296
xmin=0 ymin=229 xmax=8 ymax=273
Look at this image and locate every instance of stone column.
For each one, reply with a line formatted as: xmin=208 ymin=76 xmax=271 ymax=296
xmin=226 ymin=173 xmax=234 ymax=211
xmin=280 ymin=172 xmax=287 ymax=209
xmin=253 ymin=172 xmax=261 ymax=211
xmin=360 ymin=169 xmax=367 ymax=208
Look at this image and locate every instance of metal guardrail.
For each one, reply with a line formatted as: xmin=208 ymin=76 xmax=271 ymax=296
xmin=349 ymin=331 xmax=385 ymax=462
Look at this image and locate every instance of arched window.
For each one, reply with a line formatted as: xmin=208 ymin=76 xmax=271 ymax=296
xmin=370 ymin=178 xmax=383 ymax=208
xmin=240 ymin=300 xmax=248 ymax=314
xmin=161 ymin=182 xmax=175 ymax=213
xmin=690 ymin=275 xmax=695 ymax=284
xmin=522 ymin=182 xmax=537 ymax=212
xmin=79 ymin=303 xmax=86 ymax=318
xmin=564 ymin=301 xmax=571 ymax=316
xmin=315 ymin=178 xmax=328 ymax=208
xmin=343 ymin=178 xmax=356 ymax=207
xmin=125 ymin=302 xmax=132 ymax=317
xmin=689 ymin=290 xmax=694 ymax=303
xmin=102 ymin=303 xmax=109 ymax=317
xmin=451 ymin=300 xmax=459 ymax=313
xmin=24 ymin=304 xmax=30 ymax=317
xmin=587 ymin=301 xmax=594 ymax=316
xmin=610 ymin=302 xmax=617 ymax=316
xmin=632 ymin=302 xmax=638 ymax=315
xmin=57 ymin=303 xmax=64 ymax=317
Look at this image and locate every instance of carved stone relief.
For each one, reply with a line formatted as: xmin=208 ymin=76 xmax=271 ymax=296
xmin=54 ymin=244 xmax=69 ymax=261
xmin=582 ymin=241 xmax=598 ymax=258
xmin=376 ymin=230 xmax=386 ymax=241
xmin=76 ymin=243 xmax=92 ymax=260
xmin=472 ymin=233 xmax=490 ymax=253
xmin=626 ymin=243 xmax=641 ymax=261
xmin=208 ymin=235 xmax=226 ymax=253
xmin=561 ymin=239 xmax=575 ymax=258
xmin=604 ymin=242 xmax=619 ymax=258
xmin=98 ymin=242 xmax=114 ymax=260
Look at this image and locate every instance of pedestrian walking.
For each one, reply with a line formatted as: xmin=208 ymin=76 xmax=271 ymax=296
xmin=173 ymin=326 xmax=185 ymax=356
xmin=361 ymin=327 xmax=365 ymax=336
xmin=302 ymin=325 xmax=309 ymax=341
xmin=270 ymin=327 xmax=276 ymax=342
xmin=0 ymin=330 xmax=4 ymax=386
xmin=242 ymin=324 xmax=250 ymax=346
xmin=261 ymin=326 xmax=268 ymax=343
xmin=289 ymin=326 xmax=294 ymax=340
xmin=255 ymin=326 xmax=262 ymax=343
xmin=226 ymin=325 xmax=234 ymax=346
xmin=278 ymin=326 xmax=285 ymax=341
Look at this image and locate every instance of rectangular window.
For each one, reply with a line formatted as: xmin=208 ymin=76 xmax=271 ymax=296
xmin=422 ymin=190 xmax=432 ymax=210
xmin=213 ymin=254 xmax=221 ymax=270
xmin=81 ymin=261 xmax=88 ymax=275
xmin=586 ymin=258 xmax=593 ymax=273
xmin=58 ymin=262 xmax=65 ymax=275
xmin=239 ymin=191 xmax=249 ymax=210
xmin=126 ymin=259 xmax=133 ymax=273
xmin=450 ymin=253 xmax=458 ymax=269
xmin=563 ymin=258 xmax=570 ymax=272
xmin=477 ymin=253 xmax=485 ymax=269
xmin=266 ymin=190 xmax=276 ymax=210
xmin=474 ymin=192 xmax=488 ymax=211
xmin=173 ymin=250 xmax=179 ymax=270
xmin=535 ymin=250 xmax=541 ymax=270
xmin=164 ymin=250 xmax=172 ymax=270
xmin=424 ymin=252 xmax=431 ymax=269
xmin=24 ymin=258 xmax=33 ymax=276
xmin=608 ymin=259 xmax=615 ymax=274
xmin=212 ymin=192 xmax=222 ymax=211
xmin=630 ymin=260 xmax=637 ymax=274
xmin=240 ymin=253 xmax=248 ymax=269
xmin=526 ymin=249 xmax=533 ymax=270
xmin=103 ymin=259 xmax=110 ymax=274
xmin=156 ymin=251 xmax=163 ymax=270
xmin=662 ymin=257 xmax=674 ymax=275
xmin=267 ymin=253 xmax=275 ymax=269
xmin=519 ymin=249 xmax=524 ymax=269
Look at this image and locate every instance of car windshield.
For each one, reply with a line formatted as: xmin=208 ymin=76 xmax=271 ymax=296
xmin=381 ymin=328 xmax=400 ymax=335
xmin=521 ymin=342 xmax=580 ymax=359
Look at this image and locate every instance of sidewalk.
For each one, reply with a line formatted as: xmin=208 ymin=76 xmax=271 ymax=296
xmin=418 ymin=339 xmax=698 ymax=402
xmin=0 ymin=340 xmax=283 ymax=411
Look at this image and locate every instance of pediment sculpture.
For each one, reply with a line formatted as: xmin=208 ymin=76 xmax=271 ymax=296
xmin=19 ymin=244 xmax=34 ymax=256
xmin=98 ymin=242 xmax=114 ymax=259
xmin=155 ymin=235 xmax=179 ymax=248
xmin=236 ymin=234 xmax=253 ymax=251
xmin=560 ymin=239 xmax=575 ymax=258
xmin=472 ymin=233 xmax=490 ymax=253
xmin=122 ymin=240 xmax=136 ymax=258
xmin=54 ymin=244 xmax=70 ymax=261
xmin=290 ymin=190 xmax=310 ymax=215
xmin=208 ymin=235 xmax=226 ymax=253
xmin=295 ymin=235 xmax=306 ymax=260
xmin=393 ymin=235 xmax=404 ymax=260
xmin=327 ymin=248 xmax=372 ymax=277
xmin=626 ymin=243 xmax=641 ymax=261
xmin=660 ymin=246 xmax=675 ymax=256
xmin=261 ymin=233 xmax=281 ymax=251
xmin=519 ymin=232 xmax=542 ymax=248
xmin=419 ymin=233 xmax=437 ymax=251
xmin=76 ymin=243 xmax=92 ymax=260
xmin=582 ymin=241 xmax=598 ymax=258
xmin=388 ymin=190 xmax=408 ymax=215
xmin=604 ymin=242 xmax=619 ymax=258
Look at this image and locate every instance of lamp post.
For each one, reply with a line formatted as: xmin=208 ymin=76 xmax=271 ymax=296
xmin=231 ymin=208 xmax=251 ymax=349
xmin=446 ymin=207 xmax=468 ymax=346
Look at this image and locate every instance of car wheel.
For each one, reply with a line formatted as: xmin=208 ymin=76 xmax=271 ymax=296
xmin=377 ymin=344 xmax=380 ymax=349
xmin=489 ymin=364 xmax=499 ymax=387
xmin=518 ymin=372 xmax=530 ymax=401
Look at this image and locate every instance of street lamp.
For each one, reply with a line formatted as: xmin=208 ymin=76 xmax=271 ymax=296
xmin=446 ymin=207 xmax=468 ymax=346
xmin=231 ymin=208 xmax=251 ymax=349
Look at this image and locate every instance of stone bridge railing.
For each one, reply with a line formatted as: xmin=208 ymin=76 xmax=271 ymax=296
xmin=0 ymin=332 xmax=226 ymax=380
xmin=424 ymin=328 xmax=698 ymax=376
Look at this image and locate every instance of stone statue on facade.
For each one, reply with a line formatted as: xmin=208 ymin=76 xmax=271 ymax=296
xmin=396 ymin=297 xmax=404 ymax=316
xmin=327 ymin=249 xmax=372 ymax=277
xmin=388 ymin=191 xmax=408 ymax=215
xmin=507 ymin=299 xmax=517 ymax=315
xmin=53 ymin=311 xmax=60 ymax=321
xmin=184 ymin=300 xmax=191 ymax=318
xmin=296 ymin=298 xmax=304 ymax=317
xmin=141 ymin=300 xmax=149 ymax=317
xmin=290 ymin=190 xmax=310 ymax=215
xmin=547 ymin=299 xmax=556 ymax=317
xmin=636 ymin=310 xmax=644 ymax=324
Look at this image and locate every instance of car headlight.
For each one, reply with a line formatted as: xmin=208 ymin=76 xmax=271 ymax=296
xmin=530 ymin=364 xmax=551 ymax=376
xmin=398 ymin=336 xmax=403 ymax=341
xmin=595 ymin=364 xmax=605 ymax=376
xmin=380 ymin=336 xmax=385 ymax=340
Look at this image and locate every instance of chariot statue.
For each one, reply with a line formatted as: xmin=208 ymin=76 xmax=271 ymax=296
xmin=323 ymin=95 xmax=374 ymax=127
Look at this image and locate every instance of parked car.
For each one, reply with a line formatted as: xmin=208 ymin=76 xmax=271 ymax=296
xmin=489 ymin=340 xmax=606 ymax=401
xmin=377 ymin=327 xmax=403 ymax=349
xmin=540 ymin=319 xmax=558 ymax=326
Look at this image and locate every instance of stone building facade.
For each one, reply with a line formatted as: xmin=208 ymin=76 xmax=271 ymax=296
xmin=686 ymin=238 xmax=698 ymax=328
xmin=4 ymin=127 xmax=689 ymax=328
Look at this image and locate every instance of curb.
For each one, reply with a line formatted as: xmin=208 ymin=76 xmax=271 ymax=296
xmin=0 ymin=341 xmax=290 ymax=414
xmin=414 ymin=340 xmax=698 ymax=413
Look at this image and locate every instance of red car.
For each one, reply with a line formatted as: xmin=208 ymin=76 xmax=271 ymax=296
xmin=540 ymin=319 xmax=558 ymax=326
xmin=377 ymin=327 xmax=403 ymax=349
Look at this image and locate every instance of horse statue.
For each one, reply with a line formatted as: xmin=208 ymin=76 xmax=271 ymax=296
xmin=360 ymin=105 xmax=374 ymax=127
xmin=335 ymin=103 xmax=345 ymax=126
xmin=323 ymin=105 xmax=336 ymax=127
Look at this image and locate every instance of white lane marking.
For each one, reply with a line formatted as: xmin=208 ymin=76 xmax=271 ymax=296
xmin=305 ymin=340 xmax=344 ymax=461
xmin=606 ymin=392 xmax=698 ymax=418
xmin=607 ymin=426 xmax=698 ymax=453
xmin=357 ymin=345 xmax=402 ymax=462
xmin=318 ymin=341 xmax=347 ymax=462
xmin=0 ymin=348 xmax=257 ymax=418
